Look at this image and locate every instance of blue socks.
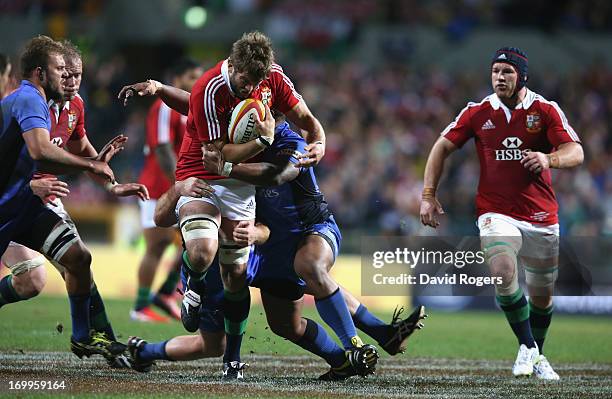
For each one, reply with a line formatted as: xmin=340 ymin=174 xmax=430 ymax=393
xmin=139 ymin=340 xmax=170 ymax=361
xmin=0 ymin=275 xmax=23 ymax=308
xmin=296 ymin=318 xmax=346 ymax=368
xmin=68 ymin=293 xmax=91 ymax=342
xmin=314 ymin=288 xmax=358 ymax=349
xmin=353 ymin=304 xmax=390 ymax=345
xmin=223 ymin=333 xmax=244 ymax=363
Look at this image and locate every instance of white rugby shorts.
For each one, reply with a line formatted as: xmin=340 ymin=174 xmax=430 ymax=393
xmin=176 ymin=178 xmax=255 ymax=221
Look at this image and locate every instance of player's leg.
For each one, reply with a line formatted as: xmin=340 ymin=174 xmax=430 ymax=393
xmin=339 ymin=287 xmax=426 ymax=355
xmin=14 ymin=204 xmax=125 ymax=360
xmin=0 ymin=243 xmax=47 ymax=307
xmin=522 ymin=225 xmax=560 ymax=380
xmin=260 ymin=290 xmax=348 ymax=378
xmin=177 ymin=197 xmax=221 ymax=332
xmin=216 ymin=217 xmax=252 ymax=372
xmin=294 ymin=234 xmax=364 ymax=351
xmin=132 ymin=225 xmax=174 ymax=322
xmin=129 ymin=257 xmax=227 ymax=373
xmin=478 ymin=213 xmax=538 ymax=377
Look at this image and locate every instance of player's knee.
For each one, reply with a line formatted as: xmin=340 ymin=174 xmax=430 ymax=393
xmin=59 ymin=242 xmax=92 ymax=273
xmin=185 ymin=240 xmax=217 ymax=272
xmin=294 ymin=259 xmax=329 ymax=286
xmin=489 ymin=256 xmax=516 ymax=287
xmin=219 ymin=241 xmax=250 ymax=266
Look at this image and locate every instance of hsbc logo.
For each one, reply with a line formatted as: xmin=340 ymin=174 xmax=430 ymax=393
xmin=51 ymin=137 xmax=63 ymax=147
xmin=496 ymin=136 xmax=528 ymax=161
xmin=502 ymin=137 xmax=522 ymax=149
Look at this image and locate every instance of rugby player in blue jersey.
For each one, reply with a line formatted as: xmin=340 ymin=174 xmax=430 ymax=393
xmin=0 ymin=36 xmax=126 ymax=360
xmin=125 ymin=117 xmax=426 ymax=380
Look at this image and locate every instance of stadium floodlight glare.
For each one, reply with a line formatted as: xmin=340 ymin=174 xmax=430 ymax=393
xmin=185 ymin=6 xmax=207 ymax=29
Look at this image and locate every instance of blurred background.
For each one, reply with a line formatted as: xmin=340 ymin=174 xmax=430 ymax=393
xmin=1 ymin=0 xmax=611 ymax=313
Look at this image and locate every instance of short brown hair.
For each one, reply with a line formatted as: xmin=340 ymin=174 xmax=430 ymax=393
xmin=20 ymin=35 xmax=64 ymax=78
xmin=60 ymin=39 xmax=82 ymax=64
xmin=229 ymin=31 xmax=274 ymax=82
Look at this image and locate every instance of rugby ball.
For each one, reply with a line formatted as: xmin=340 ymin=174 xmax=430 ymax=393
xmin=228 ymin=99 xmax=266 ymax=144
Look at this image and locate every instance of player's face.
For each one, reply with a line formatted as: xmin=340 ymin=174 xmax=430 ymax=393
xmin=63 ymin=58 xmax=82 ymax=101
xmin=228 ymin=67 xmax=261 ymax=99
xmin=177 ymin=67 xmax=204 ymax=92
xmin=491 ymin=62 xmax=518 ymax=98
xmin=43 ymin=52 xmax=67 ymax=102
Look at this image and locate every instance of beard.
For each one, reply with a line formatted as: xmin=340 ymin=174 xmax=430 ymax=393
xmin=44 ymin=75 xmax=64 ymax=102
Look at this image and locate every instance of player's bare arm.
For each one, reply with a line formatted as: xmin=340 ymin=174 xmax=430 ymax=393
xmin=420 ymin=136 xmax=458 ymax=228
xmin=153 ymin=178 xmax=215 ymax=228
xmin=202 ymin=143 xmax=299 ymax=186
xmin=155 ymin=143 xmax=177 ymax=181
xmin=23 ymin=127 xmax=114 ymax=182
xmin=219 ymin=104 xmax=275 ymax=163
xmin=520 ymin=142 xmax=584 ymax=173
xmin=285 ymin=101 xmax=325 ymax=167
xmin=118 ymin=79 xmax=190 ymax=116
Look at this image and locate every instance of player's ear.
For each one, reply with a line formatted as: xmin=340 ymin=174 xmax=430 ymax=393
xmin=37 ymin=67 xmax=45 ymax=82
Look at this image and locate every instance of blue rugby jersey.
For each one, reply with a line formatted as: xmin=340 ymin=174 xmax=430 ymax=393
xmin=0 ymin=80 xmax=51 ymax=219
xmin=255 ymin=122 xmax=331 ymax=245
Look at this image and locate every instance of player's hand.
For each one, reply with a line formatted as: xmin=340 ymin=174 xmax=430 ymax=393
xmin=202 ymin=143 xmax=224 ymax=175
xmin=175 ymin=177 xmax=214 ymax=198
xmin=296 ymin=141 xmax=325 ymax=168
xmin=30 ymin=177 xmax=70 ymax=201
xmin=255 ymin=104 xmax=275 ymax=139
xmin=420 ymin=197 xmax=445 ymax=228
xmin=520 ymin=151 xmax=549 ymax=174
xmin=233 ymin=220 xmax=258 ymax=247
xmin=117 ymin=80 xmax=161 ymax=106
xmin=90 ymin=160 xmax=115 ymax=183
xmin=96 ymin=134 xmax=128 ymax=163
xmin=109 ymin=183 xmax=150 ymax=201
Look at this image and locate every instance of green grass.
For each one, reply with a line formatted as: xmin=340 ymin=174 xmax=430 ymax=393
xmin=1 ymin=295 xmax=611 ymax=364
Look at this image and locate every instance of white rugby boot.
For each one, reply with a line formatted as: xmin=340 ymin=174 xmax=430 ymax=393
xmin=512 ymin=344 xmax=539 ymax=377
xmin=533 ymin=355 xmax=560 ymax=380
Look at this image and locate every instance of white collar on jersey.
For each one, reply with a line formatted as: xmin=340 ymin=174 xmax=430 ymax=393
xmin=221 ymin=59 xmax=236 ymax=96
xmin=47 ymin=100 xmax=70 ymax=125
xmin=489 ymin=88 xmax=536 ymax=123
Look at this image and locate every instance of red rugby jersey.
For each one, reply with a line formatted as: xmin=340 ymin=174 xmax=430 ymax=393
xmin=175 ymin=59 xmax=301 ymax=181
xmin=34 ymin=94 xmax=87 ymax=182
xmin=442 ymin=89 xmax=580 ymax=225
xmin=139 ymin=99 xmax=187 ymax=199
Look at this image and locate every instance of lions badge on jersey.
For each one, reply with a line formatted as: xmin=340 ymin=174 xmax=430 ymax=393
xmin=526 ymin=111 xmax=541 ymax=134
xmin=260 ymin=86 xmax=272 ymax=105
xmin=67 ymin=111 xmax=77 ymax=131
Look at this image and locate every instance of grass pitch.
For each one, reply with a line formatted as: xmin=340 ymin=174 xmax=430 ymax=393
xmin=0 ymin=295 xmax=611 ymax=398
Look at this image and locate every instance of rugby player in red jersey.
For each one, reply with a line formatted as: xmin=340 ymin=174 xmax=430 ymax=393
xmin=420 ymin=47 xmax=583 ymax=380
xmin=131 ymin=59 xmax=203 ymax=323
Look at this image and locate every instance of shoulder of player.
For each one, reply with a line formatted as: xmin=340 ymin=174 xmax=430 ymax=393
xmin=457 ymin=95 xmax=494 ymax=119
xmin=529 ymin=92 xmax=564 ymax=116
xmin=69 ymin=94 xmax=85 ymax=112
xmin=267 ymin=63 xmax=293 ymax=82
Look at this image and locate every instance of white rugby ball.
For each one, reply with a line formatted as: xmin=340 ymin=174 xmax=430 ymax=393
xmin=228 ymin=99 xmax=266 ymax=144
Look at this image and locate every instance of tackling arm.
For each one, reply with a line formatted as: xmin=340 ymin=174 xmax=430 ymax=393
xmin=118 ymin=80 xmax=190 ymax=116
xmin=155 ymin=143 xmax=177 ymax=181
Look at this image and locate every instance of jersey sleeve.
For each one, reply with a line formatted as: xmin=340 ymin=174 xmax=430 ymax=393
xmin=440 ymin=103 xmax=475 ymax=148
xmin=14 ymin=93 xmax=49 ymax=133
xmin=543 ymin=101 xmax=581 ymax=147
xmin=270 ymin=65 xmax=302 ymax=114
xmin=69 ymin=97 xmax=87 ymax=141
xmin=192 ymin=80 xmax=228 ymax=142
